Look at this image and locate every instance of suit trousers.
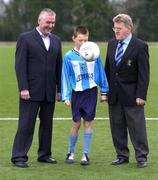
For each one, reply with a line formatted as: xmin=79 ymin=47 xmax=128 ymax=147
xmin=11 ymin=98 xmax=55 ymax=162
xmin=108 ymin=103 xmax=149 ymax=162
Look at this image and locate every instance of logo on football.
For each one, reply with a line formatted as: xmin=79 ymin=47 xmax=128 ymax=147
xmin=79 ymin=41 xmax=100 ymax=62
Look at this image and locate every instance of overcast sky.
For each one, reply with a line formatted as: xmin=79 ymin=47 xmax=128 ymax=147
xmin=3 ymin=0 xmax=10 ymax=4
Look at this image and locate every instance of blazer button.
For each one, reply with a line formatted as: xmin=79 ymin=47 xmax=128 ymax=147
xmin=115 ymin=73 xmax=118 ymax=76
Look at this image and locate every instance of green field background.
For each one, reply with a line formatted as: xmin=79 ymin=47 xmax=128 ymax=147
xmin=0 ymin=43 xmax=158 ymax=180
xmin=0 ymin=42 xmax=157 ymax=117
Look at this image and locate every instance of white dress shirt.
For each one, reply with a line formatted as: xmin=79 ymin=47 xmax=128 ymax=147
xmin=36 ymin=27 xmax=50 ymax=51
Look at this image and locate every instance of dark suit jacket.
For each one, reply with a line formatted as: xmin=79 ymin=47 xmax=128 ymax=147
xmin=105 ymin=36 xmax=150 ymax=106
xmin=15 ymin=29 xmax=62 ymax=102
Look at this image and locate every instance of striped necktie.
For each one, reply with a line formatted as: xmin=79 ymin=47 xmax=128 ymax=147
xmin=115 ymin=41 xmax=124 ymax=65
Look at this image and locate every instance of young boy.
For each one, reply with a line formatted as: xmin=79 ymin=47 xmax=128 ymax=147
xmin=61 ymin=26 xmax=109 ymax=165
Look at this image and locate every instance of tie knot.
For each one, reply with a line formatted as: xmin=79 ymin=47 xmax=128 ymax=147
xmin=119 ymin=41 xmax=124 ymax=46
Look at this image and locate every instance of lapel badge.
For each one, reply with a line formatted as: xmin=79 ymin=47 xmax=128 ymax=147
xmin=127 ymin=59 xmax=132 ymax=66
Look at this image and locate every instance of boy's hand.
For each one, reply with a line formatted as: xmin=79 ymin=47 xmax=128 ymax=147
xmin=64 ymin=100 xmax=71 ymax=106
xmin=100 ymin=95 xmax=108 ymax=102
xmin=56 ymin=92 xmax=61 ymax=101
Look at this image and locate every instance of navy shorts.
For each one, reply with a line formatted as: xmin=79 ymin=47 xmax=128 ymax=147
xmin=71 ymin=87 xmax=98 ymax=122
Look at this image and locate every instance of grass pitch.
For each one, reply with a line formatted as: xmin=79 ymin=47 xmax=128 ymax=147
xmin=0 ymin=43 xmax=158 ymax=180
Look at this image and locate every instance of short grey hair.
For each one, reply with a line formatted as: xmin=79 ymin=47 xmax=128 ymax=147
xmin=38 ymin=8 xmax=56 ymax=18
xmin=113 ymin=14 xmax=133 ymax=30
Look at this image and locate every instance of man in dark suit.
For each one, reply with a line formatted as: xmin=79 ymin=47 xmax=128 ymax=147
xmin=105 ymin=14 xmax=149 ymax=168
xmin=11 ymin=8 xmax=62 ymax=168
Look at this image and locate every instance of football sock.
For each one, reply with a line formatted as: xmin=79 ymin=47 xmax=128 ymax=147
xmin=83 ymin=131 xmax=92 ymax=155
xmin=68 ymin=134 xmax=78 ymax=153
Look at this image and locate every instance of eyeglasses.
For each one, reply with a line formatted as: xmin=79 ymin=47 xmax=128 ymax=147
xmin=112 ymin=27 xmax=122 ymax=32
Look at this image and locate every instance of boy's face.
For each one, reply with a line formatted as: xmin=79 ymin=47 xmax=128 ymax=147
xmin=72 ymin=34 xmax=89 ymax=51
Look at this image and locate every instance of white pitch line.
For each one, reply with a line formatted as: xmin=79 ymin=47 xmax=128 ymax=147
xmin=0 ymin=117 xmax=158 ymax=121
xmin=0 ymin=117 xmax=108 ymax=120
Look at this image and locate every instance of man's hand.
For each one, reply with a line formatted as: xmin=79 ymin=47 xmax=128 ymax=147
xmin=136 ymin=98 xmax=145 ymax=106
xmin=100 ymin=95 xmax=108 ymax=102
xmin=20 ymin=90 xmax=31 ymax=100
xmin=64 ymin=100 xmax=71 ymax=106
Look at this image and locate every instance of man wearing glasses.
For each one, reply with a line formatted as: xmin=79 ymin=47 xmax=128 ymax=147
xmin=104 ymin=14 xmax=149 ymax=168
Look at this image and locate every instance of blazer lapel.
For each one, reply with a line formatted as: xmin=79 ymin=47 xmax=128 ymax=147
xmin=116 ymin=37 xmax=135 ymax=69
xmin=111 ymin=40 xmax=118 ymax=67
xmin=33 ymin=29 xmax=47 ymax=51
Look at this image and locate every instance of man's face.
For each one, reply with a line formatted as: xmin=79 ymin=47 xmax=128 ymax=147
xmin=113 ymin=22 xmax=131 ymax=40
xmin=72 ymin=34 xmax=89 ymax=51
xmin=38 ymin=13 xmax=56 ymax=35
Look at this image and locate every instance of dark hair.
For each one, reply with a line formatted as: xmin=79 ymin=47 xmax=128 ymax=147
xmin=73 ymin=26 xmax=89 ymax=38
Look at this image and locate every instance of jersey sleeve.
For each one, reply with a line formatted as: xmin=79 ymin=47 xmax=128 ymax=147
xmin=61 ymin=55 xmax=71 ymax=100
xmin=97 ymin=57 xmax=109 ymax=94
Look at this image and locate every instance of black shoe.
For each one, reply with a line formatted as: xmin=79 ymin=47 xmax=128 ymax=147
xmin=64 ymin=153 xmax=75 ymax=164
xmin=80 ymin=154 xmax=90 ymax=166
xmin=112 ymin=158 xmax=129 ymax=165
xmin=38 ymin=157 xmax=57 ymax=164
xmin=13 ymin=161 xmax=28 ymax=168
xmin=137 ymin=161 xmax=147 ymax=168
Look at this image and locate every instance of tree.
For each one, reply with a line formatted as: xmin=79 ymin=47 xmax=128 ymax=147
xmin=128 ymin=0 xmax=158 ymax=41
xmin=0 ymin=0 xmax=114 ymax=41
xmin=71 ymin=0 xmax=114 ymax=41
xmin=3 ymin=0 xmax=55 ymax=40
xmin=111 ymin=0 xmax=158 ymax=41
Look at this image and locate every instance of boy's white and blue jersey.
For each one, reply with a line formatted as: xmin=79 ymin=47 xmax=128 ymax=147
xmin=62 ymin=49 xmax=109 ymax=100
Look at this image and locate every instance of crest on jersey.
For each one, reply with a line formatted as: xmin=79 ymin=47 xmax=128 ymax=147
xmin=81 ymin=63 xmax=85 ymax=71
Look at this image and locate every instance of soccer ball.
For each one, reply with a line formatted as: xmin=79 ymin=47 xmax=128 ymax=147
xmin=79 ymin=41 xmax=100 ymax=62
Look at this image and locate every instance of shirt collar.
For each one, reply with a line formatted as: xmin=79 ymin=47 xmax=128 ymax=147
xmin=36 ymin=27 xmax=50 ymax=38
xmin=121 ymin=33 xmax=132 ymax=45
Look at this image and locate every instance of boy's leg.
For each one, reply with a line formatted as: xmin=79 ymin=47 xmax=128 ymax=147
xmin=65 ymin=121 xmax=81 ymax=163
xmin=81 ymin=121 xmax=92 ymax=165
xmin=83 ymin=121 xmax=92 ymax=154
xmin=69 ymin=121 xmax=81 ymax=153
